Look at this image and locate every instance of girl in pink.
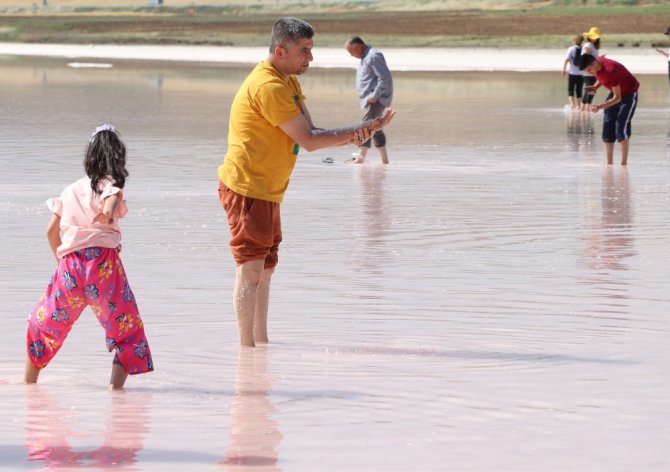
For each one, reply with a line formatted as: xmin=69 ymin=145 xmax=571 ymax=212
xmin=24 ymin=124 xmax=153 ymax=389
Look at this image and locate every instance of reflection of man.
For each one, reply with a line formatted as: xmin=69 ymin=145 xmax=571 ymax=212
xmin=345 ymin=36 xmax=394 ymax=164
xmin=577 ymin=54 xmax=639 ymax=166
xmin=218 ymin=18 xmax=395 ymax=347
xmin=220 ymin=348 xmax=282 ymax=471
xmin=583 ymin=167 xmax=635 ymax=274
xmin=350 ymin=166 xmax=390 ymax=277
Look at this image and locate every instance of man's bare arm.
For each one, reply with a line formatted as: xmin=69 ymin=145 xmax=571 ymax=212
xmin=279 ymin=109 xmax=395 ymax=152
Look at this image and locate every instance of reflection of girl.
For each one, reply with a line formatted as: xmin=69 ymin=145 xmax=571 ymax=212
xmin=25 ymin=387 xmax=149 ymax=468
xmin=24 ymin=125 xmax=153 ymax=389
xmin=580 ymin=27 xmax=604 ymax=111
xmin=562 ymin=34 xmax=584 ymax=109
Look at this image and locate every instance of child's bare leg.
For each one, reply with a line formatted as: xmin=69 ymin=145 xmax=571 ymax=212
xmin=109 ymin=363 xmax=128 ymax=390
xmin=619 ymin=139 xmax=629 ymax=165
xmin=24 ymin=356 xmax=40 ymax=384
xmin=605 ymin=142 xmax=615 ymax=165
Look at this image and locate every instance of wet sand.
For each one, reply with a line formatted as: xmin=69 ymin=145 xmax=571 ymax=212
xmin=1 ymin=56 xmax=670 ymax=471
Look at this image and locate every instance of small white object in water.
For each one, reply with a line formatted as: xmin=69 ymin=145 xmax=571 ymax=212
xmin=67 ymin=62 xmax=113 ymax=69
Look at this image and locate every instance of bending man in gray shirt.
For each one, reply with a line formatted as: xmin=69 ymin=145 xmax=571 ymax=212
xmin=345 ymin=36 xmax=394 ymax=164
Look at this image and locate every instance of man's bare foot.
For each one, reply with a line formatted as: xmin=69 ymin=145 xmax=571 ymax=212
xmin=347 ymin=154 xmax=365 ymax=164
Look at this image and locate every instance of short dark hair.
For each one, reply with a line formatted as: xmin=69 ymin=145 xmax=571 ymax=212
xmin=269 ymin=17 xmax=314 ymax=52
xmin=576 ymin=53 xmax=596 ymax=71
xmin=347 ymin=36 xmax=366 ymax=46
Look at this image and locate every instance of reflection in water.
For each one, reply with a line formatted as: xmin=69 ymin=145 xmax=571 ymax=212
xmin=24 ymin=387 xmax=149 ymax=469
xmin=147 ymin=73 xmax=164 ymax=93
xmin=565 ymin=110 xmax=595 ymax=153
xmin=3 ymin=58 xmax=669 ymax=472
xmin=220 ymin=348 xmax=282 ymax=471
xmin=348 ymin=166 xmax=390 ymax=279
xmin=582 ymin=168 xmax=635 ymax=292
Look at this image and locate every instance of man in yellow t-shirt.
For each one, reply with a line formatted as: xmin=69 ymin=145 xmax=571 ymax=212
xmin=218 ymin=17 xmax=395 ymax=347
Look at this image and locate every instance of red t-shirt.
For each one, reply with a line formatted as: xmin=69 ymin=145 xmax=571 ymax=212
xmin=595 ymin=57 xmax=640 ymax=96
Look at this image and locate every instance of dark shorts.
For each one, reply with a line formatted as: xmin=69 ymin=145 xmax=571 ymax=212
xmin=361 ymin=101 xmax=387 ymax=148
xmin=602 ymin=92 xmax=638 ymax=143
xmin=218 ymin=182 xmax=282 ymax=268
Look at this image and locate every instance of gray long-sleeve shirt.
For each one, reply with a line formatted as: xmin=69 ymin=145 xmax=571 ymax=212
xmin=356 ymin=46 xmax=393 ymax=109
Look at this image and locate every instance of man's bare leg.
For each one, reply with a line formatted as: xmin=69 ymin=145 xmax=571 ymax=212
xmin=234 ymin=259 xmax=265 ymax=347
xmin=352 ymin=146 xmax=369 ymax=164
xmin=24 ymin=356 xmax=40 ymax=384
xmin=620 ymin=139 xmax=629 ymax=166
xmin=377 ymin=146 xmax=389 ymax=164
xmin=253 ymin=267 xmax=275 ymax=344
xmin=605 ymin=142 xmax=615 ymax=165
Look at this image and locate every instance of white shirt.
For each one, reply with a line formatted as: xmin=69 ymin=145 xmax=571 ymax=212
xmin=581 ymin=42 xmax=600 ymax=77
xmin=565 ymin=45 xmax=583 ymax=75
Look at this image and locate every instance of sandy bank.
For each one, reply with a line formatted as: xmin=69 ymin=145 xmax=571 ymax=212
xmin=0 ymin=42 xmax=666 ymax=74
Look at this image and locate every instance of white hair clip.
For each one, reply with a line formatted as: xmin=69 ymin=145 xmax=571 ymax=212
xmin=90 ymin=124 xmax=116 ymax=142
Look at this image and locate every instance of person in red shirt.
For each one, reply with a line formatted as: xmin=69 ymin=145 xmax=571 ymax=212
xmin=577 ymin=54 xmax=639 ymax=165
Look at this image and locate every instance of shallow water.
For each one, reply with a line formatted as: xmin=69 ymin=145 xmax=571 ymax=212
xmin=1 ymin=56 xmax=670 ymax=471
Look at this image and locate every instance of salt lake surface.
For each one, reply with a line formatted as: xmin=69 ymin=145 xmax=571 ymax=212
xmin=1 ymin=56 xmax=670 ymax=471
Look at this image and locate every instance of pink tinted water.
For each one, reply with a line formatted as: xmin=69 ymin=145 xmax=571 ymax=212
xmin=1 ymin=56 xmax=670 ymax=470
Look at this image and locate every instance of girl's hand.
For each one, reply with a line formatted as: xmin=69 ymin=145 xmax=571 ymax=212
xmin=93 ymin=212 xmax=113 ymax=225
xmin=94 ymin=195 xmax=118 ymax=225
xmin=590 ymin=104 xmax=601 ymax=113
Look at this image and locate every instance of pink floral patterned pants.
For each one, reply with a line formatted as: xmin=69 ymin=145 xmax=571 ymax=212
xmin=26 ymin=247 xmax=153 ymax=375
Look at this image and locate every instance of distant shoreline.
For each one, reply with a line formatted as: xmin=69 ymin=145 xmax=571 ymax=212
xmin=0 ymin=42 xmax=666 ymax=74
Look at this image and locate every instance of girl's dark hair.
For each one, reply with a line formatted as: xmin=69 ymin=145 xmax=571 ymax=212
xmin=84 ymin=127 xmax=128 ymax=195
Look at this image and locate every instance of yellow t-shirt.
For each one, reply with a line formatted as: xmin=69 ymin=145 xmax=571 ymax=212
xmin=218 ymin=61 xmax=305 ymax=203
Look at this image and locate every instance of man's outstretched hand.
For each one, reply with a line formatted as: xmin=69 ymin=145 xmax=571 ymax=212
xmin=352 ymin=108 xmax=396 ymax=145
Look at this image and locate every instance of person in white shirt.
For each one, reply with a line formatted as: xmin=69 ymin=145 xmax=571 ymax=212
xmin=580 ymin=26 xmax=604 ymax=112
xmin=562 ymin=34 xmax=585 ymax=109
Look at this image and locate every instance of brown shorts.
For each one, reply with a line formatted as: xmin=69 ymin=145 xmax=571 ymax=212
xmin=218 ymin=182 xmax=282 ymax=268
